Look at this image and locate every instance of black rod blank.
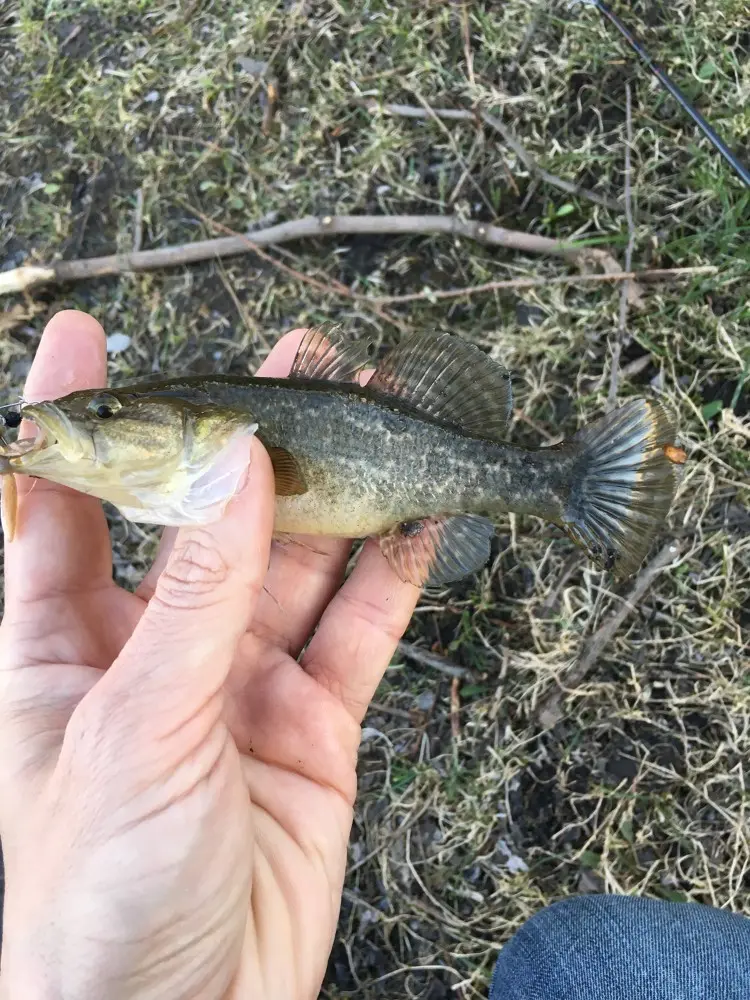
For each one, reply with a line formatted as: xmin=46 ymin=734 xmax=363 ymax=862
xmin=574 ymin=0 xmax=750 ymax=189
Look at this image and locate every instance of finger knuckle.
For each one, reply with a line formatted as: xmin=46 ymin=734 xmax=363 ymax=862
xmin=155 ymin=531 xmax=233 ymax=611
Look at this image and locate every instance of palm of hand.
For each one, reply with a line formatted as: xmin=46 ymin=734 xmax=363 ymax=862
xmin=0 ymin=314 xmax=418 ymax=1000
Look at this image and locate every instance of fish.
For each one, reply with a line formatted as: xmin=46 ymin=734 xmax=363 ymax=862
xmin=0 ymin=329 xmax=684 ymax=585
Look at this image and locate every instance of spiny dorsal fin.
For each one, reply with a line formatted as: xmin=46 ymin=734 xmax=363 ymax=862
xmin=379 ymin=513 xmax=496 ymax=587
xmin=290 ymin=326 xmax=370 ymax=383
xmin=267 ymin=446 xmax=307 ymax=496
xmin=368 ymin=333 xmax=512 ymax=441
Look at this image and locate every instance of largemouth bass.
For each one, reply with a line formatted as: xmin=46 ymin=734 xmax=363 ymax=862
xmin=0 ymin=330 xmax=683 ymax=585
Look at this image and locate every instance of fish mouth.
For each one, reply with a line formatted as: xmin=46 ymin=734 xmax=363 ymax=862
xmin=5 ymin=402 xmax=88 ymax=465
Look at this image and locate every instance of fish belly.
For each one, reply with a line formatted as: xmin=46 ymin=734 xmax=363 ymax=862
xmin=274 ymin=493 xmax=395 ymax=537
xmin=272 ymin=460 xmax=416 ymax=536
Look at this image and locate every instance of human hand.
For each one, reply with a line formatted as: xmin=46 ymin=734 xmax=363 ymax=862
xmin=0 ymin=311 xmax=420 ymax=1000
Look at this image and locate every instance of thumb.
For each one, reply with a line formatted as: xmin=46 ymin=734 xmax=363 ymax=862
xmin=103 ymin=437 xmax=275 ymax=727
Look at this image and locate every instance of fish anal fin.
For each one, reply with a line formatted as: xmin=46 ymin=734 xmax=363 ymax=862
xmin=290 ymin=326 xmax=370 ymax=383
xmin=379 ymin=513 xmax=495 ymax=587
xmin=368 ymin=333 xmax=512 ymax=441
xmin=268 ymin=446 xmax=307 ymax=496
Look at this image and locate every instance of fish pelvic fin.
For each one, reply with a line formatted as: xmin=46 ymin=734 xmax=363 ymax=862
xmin=562 ymin=399 xmax=681 ymax=577
xmin=379 ymin=513 xmax=496 ymax=587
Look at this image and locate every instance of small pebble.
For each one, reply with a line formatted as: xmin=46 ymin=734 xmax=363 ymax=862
xmin=106 ymin=333 xmax=132 ymax=354
xmin=415 ymin=690 xmax=435 ymax=712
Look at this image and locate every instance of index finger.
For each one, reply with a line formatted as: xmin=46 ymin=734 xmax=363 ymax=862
xmin=4 ymin=311 xmax=112 ymax=608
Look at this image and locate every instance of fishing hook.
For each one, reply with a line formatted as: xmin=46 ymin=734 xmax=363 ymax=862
xmin=570 ymin=0 xmax=750 ymax=189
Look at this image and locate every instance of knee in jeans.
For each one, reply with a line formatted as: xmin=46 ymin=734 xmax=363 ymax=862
xmin=519 ymin=894 xmax=619 ymax=941
xmin=489 ymin=895 xmax=633 ymax=1000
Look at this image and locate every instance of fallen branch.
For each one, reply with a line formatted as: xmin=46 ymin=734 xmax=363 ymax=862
xmin=367 ymin=266 xmax=715 ymax=305
xmin=359 ymin=99 xmax=623 ymax=213
xmin=0 ymin=212 xmax=639 ymax=298
xmin=184 ymin=203 xmax=410 ymax=334
xmin=607 ymin=83 xmax=636 ymax=409
xmin=450 ymin=677 xmax=461 ymax=740
xmin=532 ymin=552 xmax=581 ymax=620
xmin=536 ymin=539 xmax=681 ymax=729
xmin=395 ymin=640 xmax=475 ymax=681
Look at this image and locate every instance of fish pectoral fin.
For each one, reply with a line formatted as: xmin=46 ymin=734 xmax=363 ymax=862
xmin=379 ymin=513 xmax=495 ymax=588
xmin=290 ymin=326 xmax=370 ymax=384
xmin=368 ymin=333 xmax=512 ymax=442
xmin=267 ymin=446 xmax=307 ymax=495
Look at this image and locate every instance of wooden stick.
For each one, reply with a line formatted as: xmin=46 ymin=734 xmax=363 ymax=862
xmin=0 ymin=213 xmax=638 ymax=298
xmin=536 ymin=540 xmax=681 ymax=729
xmin=360 ymin=99 xmax=623 ymax=213
xmin=184 ymin=203 xmax=410 ymax=334
xmin=132 ymin=187 xmax=145 ymax=254
xmin=368 ymin=266 xmax=715 ymax=305
xmin=395 ymin=640 xmax=474 ymax=681
xmin=608 ymin=83 xmax=636 ymax=409
xmin=450 ymin=676 xmax=461 ymax=740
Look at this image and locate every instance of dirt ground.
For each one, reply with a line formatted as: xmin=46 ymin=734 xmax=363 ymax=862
xmin=1 ymin=1 xmax=749 ymax=997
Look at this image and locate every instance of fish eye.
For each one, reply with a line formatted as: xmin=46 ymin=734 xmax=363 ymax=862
xmin=87 ymin=394 xmax=122 ymax=420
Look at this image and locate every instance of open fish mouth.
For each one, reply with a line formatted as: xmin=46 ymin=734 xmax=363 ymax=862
xmin=0 ymin=402 xmax=80 ymax=467
xmin=0 ymin=424 xmax=50 ymax=460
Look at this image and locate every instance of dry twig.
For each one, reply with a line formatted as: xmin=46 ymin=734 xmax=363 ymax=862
xmin=533 ymin=552 xmax=581 ymax=620
xmin=368 ymin=266 xmax=714 ymax=305
xmin=395 ymin=640 xmax=475 ymax=681
xmin=512 ymin=2 xmax=546 ymax=68
xmin=536 ymin=539 xmax=681 ymax=729
xmin=608 ymin=84 xmax=636 ymax=409
xmin=182 ymin=204 xmax=410 ymax=334
xmin=450 ymin=677 xmax=461 ymax=740
xmin=359 ymin=98 xmax=623 ymax=213
xmin=0 ymin=212 xmax=633 ymax=298
xmin=460 ymin=3 xmax=475 ymax=86
xmin=132 ymin=188 xmax=145 ymax=254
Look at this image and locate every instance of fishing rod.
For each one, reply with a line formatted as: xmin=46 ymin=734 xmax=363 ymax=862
xmin=571 ymin=0 xmax=750 ymax=189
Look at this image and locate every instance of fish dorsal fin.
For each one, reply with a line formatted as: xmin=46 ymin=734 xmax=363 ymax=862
xmin=368 ymin=333 xmax=512 ymax=441
xmin=290 ymin=327 xmax=370 ymax=383
xmin=267 ymin=446 xmax=307 ymax=495
xmin=379 ymin=513 xmax=496 ymax=588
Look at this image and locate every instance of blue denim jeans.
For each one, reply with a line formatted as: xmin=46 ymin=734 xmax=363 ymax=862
xmin=489 ymin=895 xmax=750 ymax=999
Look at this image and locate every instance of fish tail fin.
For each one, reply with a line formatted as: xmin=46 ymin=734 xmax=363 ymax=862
xmin=561 ymin=399 xmax=682 ymax=577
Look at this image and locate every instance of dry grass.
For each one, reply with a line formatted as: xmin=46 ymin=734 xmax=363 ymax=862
xmin=1 ymin=1 xmax=749 ymax=997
